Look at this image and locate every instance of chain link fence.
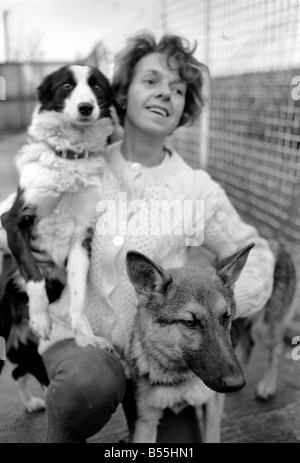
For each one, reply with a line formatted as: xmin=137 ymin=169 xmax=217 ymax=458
xmin=1 ymin=0 xmax=299 ymax=254
xmin=100 ymin=0 xmax=300 ymax=256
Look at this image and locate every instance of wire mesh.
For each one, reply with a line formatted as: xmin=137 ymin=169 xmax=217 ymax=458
xmin=118 ymin=0 xmax=300 ymax=252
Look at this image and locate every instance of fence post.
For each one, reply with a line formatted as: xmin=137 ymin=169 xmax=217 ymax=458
xmin=199 ymin=0 xmax=211 ymax=168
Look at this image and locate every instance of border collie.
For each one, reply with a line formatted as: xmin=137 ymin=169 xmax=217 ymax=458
xmin=0 ymin=64 xmax=115 ymax=409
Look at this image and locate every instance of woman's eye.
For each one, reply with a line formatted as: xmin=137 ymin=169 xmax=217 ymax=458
xmin=62 ymin=83 xmax=73 ymax=90
xmin=144 ymin=79 xmax=155 ymax=85
xmin=173 ymin=88 xmax=184 ymax=96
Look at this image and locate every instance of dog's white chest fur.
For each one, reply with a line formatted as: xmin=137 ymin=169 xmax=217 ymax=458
xmin=141 ymin=376 xmax=215 ymax=413
xmin=15 ymin=113 xmax=113 ymax=269
xmin=18 ymin=146 xmax=104 ymax=268
xmin=35 ymin=184 xmax=100 ymax=268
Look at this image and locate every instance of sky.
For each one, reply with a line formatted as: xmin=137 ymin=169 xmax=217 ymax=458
xmin=0 ymin=0 xmax=155 ymax=62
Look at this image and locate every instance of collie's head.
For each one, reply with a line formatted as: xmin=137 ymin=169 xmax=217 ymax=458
xmin=36 ymin=65 xmax=113 ymax=125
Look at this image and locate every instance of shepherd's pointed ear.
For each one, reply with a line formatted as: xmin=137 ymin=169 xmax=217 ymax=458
xmin=216 ymin=243 xmax=255 ymax=288
xmin=126 ymin=251 xmax=172 ymax=297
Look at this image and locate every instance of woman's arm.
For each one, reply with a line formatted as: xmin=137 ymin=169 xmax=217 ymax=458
xmin=195 ymin=171 xmax=275 ymax=319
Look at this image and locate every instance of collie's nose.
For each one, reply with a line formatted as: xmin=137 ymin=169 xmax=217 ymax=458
xmin=78 ymin=102 xmax=93 ymax=116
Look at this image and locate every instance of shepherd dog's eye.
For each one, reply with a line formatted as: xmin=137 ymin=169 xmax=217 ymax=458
xmin=182 ymin=320 xmax=197 ymax=328
xmin=93 ymin=84 xmax=102 ymax=90
xmin=221 ymin=313 xmax=231 ymax=326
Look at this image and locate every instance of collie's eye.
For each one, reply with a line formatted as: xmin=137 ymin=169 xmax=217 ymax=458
xmin=62 ymin=82 xmax=73 ymax=90
xmin=93 ymin=84 xmax=102 ymax=90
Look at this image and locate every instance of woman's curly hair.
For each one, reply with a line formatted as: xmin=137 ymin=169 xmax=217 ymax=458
xmin=112 ymin=31 xmax=206 ymax=127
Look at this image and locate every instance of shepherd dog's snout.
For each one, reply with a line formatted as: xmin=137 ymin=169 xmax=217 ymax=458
xmin=78 ymin=102 xmax=94 ymax=116
xmin=221 ymin=372 xmax=245 ymax=392
xmin=216 ymin=354 xmax=246 ymax=393
xmin=185 ymin=328 xmax=246 ymax=393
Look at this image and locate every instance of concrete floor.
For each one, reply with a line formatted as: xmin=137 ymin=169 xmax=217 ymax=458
xmin=0 ymin=131 xmax=300 ymax=443
xmin=1 ymin=339 xmax=300 ymax=443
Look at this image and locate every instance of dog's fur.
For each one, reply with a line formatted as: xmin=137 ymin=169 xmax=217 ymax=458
xmin=126 ymin=240 xmax=297 ymax=443
xmin=126 ymin=244 xmax=254 ymax=443
xmin=231 ymin=240 xmax=297 ymax=400
xmin=0 ymin=64 xmax=114 ymax=409
xmin=0 ymin=254 xmax=55 ymax=412
xmin=1 ymin=64 xmax=114 ymax=348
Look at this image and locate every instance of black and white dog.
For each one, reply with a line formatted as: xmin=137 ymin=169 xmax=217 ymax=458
xmin=0 ymin=64 xmax=115 ymax=409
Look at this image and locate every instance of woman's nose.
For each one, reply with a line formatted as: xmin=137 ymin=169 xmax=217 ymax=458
xmin=156 ymin=83 xmax=171 ymax=100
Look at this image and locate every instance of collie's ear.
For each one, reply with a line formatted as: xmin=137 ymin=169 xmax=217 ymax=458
xmin=216 ymin=243 xmax=255 ymax=288
xmin=36 ymin=73 xmax=55 ymax=104
xmin=36 ymin=65 xmax=70 ymax=105
xmin=126 ymin=250 xmax=172 ymax=297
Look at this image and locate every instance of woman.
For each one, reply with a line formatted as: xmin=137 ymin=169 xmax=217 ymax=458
xmin=0 ymin=33 xmax=275 ymax=443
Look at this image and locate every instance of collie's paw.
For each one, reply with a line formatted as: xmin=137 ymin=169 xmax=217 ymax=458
xmin=94 ymin=336 xmax=114 ymax=352
xmin=25 ymin=397 xmax=46 ymax=413
xmin=75 ymin=333 xmax=114 ymax=352
xmin=29 ymin=313 xmax=52 ymax=340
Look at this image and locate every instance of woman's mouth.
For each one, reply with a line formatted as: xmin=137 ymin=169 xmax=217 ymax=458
xmin=147 ymin=106 xmax=169 ymax=118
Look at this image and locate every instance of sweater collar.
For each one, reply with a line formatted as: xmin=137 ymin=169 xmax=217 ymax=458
xmin=107 ymin=140 xmax=186 ymax=183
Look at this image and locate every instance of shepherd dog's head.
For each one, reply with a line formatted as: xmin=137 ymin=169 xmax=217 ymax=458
xmin=126 ymin=243 xmax=255 ymax=394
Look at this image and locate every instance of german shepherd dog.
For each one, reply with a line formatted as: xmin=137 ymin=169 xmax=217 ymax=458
xmin=126 ymin=241 xmax=297 ymax=443
xmin=231 ymin=240 xmax=297 ymax=401
xmin=126 ymin=243 xmax=254 ymax=443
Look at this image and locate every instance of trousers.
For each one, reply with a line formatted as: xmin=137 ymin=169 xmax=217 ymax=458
xmin=43 ymin=339 xmax=201 ymax=443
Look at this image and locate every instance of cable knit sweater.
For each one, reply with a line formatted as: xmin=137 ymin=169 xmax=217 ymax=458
xmin=0 ymin=141 xmax=275 ymax=361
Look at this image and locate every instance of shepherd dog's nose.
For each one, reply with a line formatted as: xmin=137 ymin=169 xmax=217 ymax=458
xmin=220 ymin=374 xmax=246 ymax=392
xmin=78 ymin=102 xmax=93 ymax=116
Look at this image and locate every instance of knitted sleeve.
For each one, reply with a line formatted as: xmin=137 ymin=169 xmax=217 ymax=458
xmin=0 ymin=192 xmax=16 ymax=253
xmin=195 ymin=170 xmax=275 ymax=319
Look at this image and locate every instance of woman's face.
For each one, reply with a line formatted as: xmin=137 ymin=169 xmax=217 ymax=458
xmin=124 ymin=53 xmax=187 ymax=138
